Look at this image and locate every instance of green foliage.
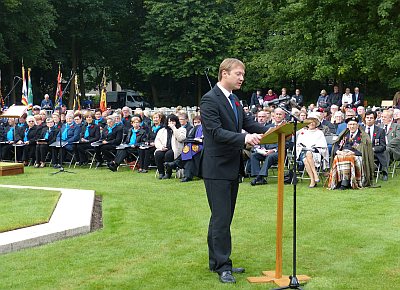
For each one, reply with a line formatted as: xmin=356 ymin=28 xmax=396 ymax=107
xmin=0 ymin=0 xmax=56 ymax=67
xmin=138 ymin=0 xmax=233 ymax=79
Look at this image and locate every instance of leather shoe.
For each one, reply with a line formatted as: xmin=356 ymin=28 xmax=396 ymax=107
xmin=219 ymin=271 xmax=236 ymax=283
xmin=250 ymin=177 xmax=267 ymax=186
xmin=158 ymin=173 xmax=165 ymax=179
xmin=107 ymin=162 xmax=117 ymax=172
xmin=382 ymin=174 xmax=388 ymax=181
xmin=162 ymin=174 xmax=171 ymax=179
xmin=181 ymin=177 xmax=192 ymax=182
xmin=164 ymin=162 xmax=177 ymax=170
xmin=232 ymin=267 xmax=245 ymax=273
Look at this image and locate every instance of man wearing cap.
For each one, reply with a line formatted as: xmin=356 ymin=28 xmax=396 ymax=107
xmin=329 ymin=116 xmax=374 ymax=189
xmin=40 ymin=94 xmax=53 ymax=110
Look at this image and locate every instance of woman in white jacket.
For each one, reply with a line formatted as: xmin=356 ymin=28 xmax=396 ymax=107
xmin=154 ymin=114 xmax=186 ymax=179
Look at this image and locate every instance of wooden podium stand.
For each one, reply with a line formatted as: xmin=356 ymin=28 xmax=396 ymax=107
xmin=247 ymin=122 xmax=311 ymax=286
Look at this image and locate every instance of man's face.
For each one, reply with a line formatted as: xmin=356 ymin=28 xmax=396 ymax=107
xmin=334 ymin=86 xmax=339 ymax=93
xmin=365 ymin=114 xmax=375 ymax=126
xmin=381 ymin=113 xmax=391 ymax=125
xmin=221 ymin=65 xmax=244 ymax=91
xmin=347 ymin=121 xmax=359 ymax=133
xmin=281 ymin=89 xmax=286 ymax=95
xmin=274 ymin=110 xmax=285 ymax=123
xmin=257 ymin=112 xmax=267 ymax=124
xmin=295 ymin=89 xmax=300 ymax=95
xmin=357 ymin=107 xmax=365 ymax=115
xmin=355 ymin=88 xmax=359 ymax=93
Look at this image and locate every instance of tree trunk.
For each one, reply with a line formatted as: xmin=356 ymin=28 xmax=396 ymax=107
xmin=197 ymin=75 xmax=202 ymax=106
xmin=7 ymin=60 xmax=16 ymax=105
xmin=78 ymin=46 xmax=85 ymax=102
xmin=150 ymin=80 xmax=159 ymax=106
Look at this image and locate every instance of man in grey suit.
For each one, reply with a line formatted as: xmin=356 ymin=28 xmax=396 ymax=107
xmin=380 ymin=110 xmax=400 ymax=166
xmin=200 ymin=58 xmax=268 ymax=283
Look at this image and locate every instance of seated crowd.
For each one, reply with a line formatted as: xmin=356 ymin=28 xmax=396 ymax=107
xmin=1 ymin=86 xmax=400 ymax=188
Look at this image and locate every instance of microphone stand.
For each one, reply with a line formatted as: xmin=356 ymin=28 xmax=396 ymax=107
xmin=274 ymin=104 xmax=303 ymax=290
xmin=204 ymin=68 xmax=212 ymax=90
xmin=51 ymin=72 xmax=76 ymax=175
xmin=3 ymin=76 xmax=22 ymax=107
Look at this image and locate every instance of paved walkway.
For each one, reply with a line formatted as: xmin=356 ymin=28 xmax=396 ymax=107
xmin=0 ymin=184 xmax=95 ymax=254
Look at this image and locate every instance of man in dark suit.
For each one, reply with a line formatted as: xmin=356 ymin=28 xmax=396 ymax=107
xmin=200 ymin=58 xmax=268 ymax=283
xmin=380 ymin=109 xmax=400 ymax=166
xmin=364 ymin=110 xmax=388 ymax=180
xmin=249 ymin=88 xmax=264 ymax=108
xmin=352 ymin=87 xmax=364 ymax=107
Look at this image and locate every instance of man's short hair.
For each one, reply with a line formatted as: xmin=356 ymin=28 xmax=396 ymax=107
xmin=365 ymin=110 xmax=377 ymax=119
xmin=218 ymin=58 xmax=245 ymax=81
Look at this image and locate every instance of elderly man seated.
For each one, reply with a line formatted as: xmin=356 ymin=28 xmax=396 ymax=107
xmin=328 ymin=116 xmax=374 ymax=190
xmin=250 ymin=108 xmax=286 ymax=186
xmin=380 ymin=109 xmax=400 ymax=169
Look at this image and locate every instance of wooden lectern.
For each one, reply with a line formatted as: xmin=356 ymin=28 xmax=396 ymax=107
xmin=247 ymin=122 xmax=311 ymax=286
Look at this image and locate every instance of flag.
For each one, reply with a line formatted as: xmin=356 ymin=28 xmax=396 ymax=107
xmin=54 ymin=65 xmax=62 ymax=108
xmin=21 ymin=61 xmax=28 ymax=106
xmin=27 ymin=68 xmax=34 ymax=110
xmin=99 ymin=68 xmax=107 ymax=112
xmin=0 ymin=69 xmax=4 ymax=109
xmin=73 ymin=74 xmax=81 ymax=110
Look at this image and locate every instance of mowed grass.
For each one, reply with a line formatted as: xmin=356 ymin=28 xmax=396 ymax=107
xmin=0 ymin=188 xmax=60 ymax=232
xmin=0 ymin=166 xmax=399 ymax=289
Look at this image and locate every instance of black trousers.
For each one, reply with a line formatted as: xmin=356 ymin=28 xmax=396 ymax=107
xmin=204 ymin=178 xmax=239 ymax=274
xmin=154 ymin=149 xmax=174 ymax=175
xmin=114 ymin=147 xmax=138 ymax=165
xmin=22 ymin=143 xmax=36 ymax=163
xmin=35 ymin=144 xmax=49 ymax=163
xmin=76 ymin=143 xmax=92 ymax=163
xmin=95 ymin=144 xmax=116 ymax=162
xmin=139 ymin=147 xmax=156 ymax=170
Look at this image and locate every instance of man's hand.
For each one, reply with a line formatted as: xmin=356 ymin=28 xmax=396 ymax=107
xmin=245 ymin=133 xmax=263 ymax=146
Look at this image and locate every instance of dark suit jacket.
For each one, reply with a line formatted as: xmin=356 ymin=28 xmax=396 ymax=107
xmin=101 ymin=124 xmax=123 ymax=145
xmin=250 ymin=93 xmax=264 ymax=107
xmin=80 ymin=123 xmax=100 ymax=143
xmin=38 ymin=126 xmax=59 ymax=144
xmin=363 ymin=125 xmax=387 ymax=168
xmin=200 ymin=85 xmax=268 ymax=180
xmin=123 ymin=128 xmax=147 ymax=145
xmin=352 ymin=93 xmax=364 ymax=107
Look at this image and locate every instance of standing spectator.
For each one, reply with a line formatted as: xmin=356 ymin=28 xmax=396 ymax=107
xmin=40 ymin=94 xmax=53 ymax=110
xmin=316 ymin=90 xmax=329 ymax=108
xmin=328 ymin=85 xmax=342 ymax=108
xmin=352 ymin=87 xmax=364 ymax=107
xmin=264 ymin=89 xmax=278 ymax=102
xmin=250 ymin=89 xmax=264 ymax=108
xmin=292 ymin=88 xmax=304 ymax=107
xmin=341 ymin=87 xmax=353 ymax=107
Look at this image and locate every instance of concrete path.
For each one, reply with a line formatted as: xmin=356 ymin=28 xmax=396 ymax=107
xmin=0 ymin=184 xmax=95 ymax=254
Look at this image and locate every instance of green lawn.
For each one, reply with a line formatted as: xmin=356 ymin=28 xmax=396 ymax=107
xmin=0 ymin=188 xmax=60 ymax=232
xmin=0 ymin=166 xmax=399 ymax=289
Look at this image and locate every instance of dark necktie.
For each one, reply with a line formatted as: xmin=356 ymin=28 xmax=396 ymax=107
xmin=367 ymin=127 xmax=372 ymax=140
xmin=229 ymin=94 xmax=238 ymax=124
xmin=384 ymin=124 xmax=388 ymax=134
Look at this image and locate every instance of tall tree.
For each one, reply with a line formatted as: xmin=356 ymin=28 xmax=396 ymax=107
xmin=138 ymin=0 xmax=234 ymax=105
xmin=0 ymin=0 xmax=56 ymax=104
